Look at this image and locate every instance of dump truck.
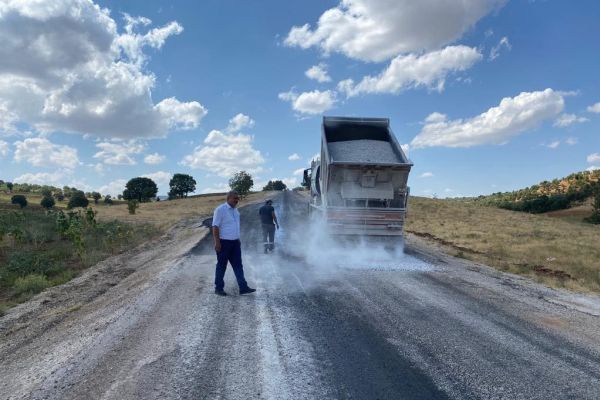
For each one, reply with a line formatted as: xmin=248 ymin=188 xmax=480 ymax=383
xmin=304 ymin=116 xmax=413 ymax=240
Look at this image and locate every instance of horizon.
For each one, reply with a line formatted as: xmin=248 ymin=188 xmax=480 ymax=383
xmin=0 ymin=0 xmax=599 ymax=198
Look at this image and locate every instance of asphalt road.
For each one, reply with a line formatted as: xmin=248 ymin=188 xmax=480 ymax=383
xmin=1 ymin=191 xmax=599 ymax=399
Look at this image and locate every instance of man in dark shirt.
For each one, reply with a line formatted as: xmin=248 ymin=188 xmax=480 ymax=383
xmin=258 ymin=199 xmax=279 ymax=253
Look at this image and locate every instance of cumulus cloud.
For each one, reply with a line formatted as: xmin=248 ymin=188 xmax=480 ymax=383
xmin=489 ymin=36 xmax=511 ymax=61
xmin=226 ymin=113 xmax=255 ymax=132
xmin=142 ymin=170 xmax=172 ymax=194
xmin=279 ymin=89 xmax=336 ymax=115
xmin=411 ymin=89 xmax=565 ymax=148
xmin=565 ymin=137 xmax=577 ymax=145
xmin=587 ymin=166 xmax=600 ymax=171
xmin=14 ymin=137 xmax=80 ymax=168
xmin=284 ymin=0 xmax=505 ymax=63
xmin=337 ymin=45 xmax=482 ymax=97
xmin=553 ymin=113 xmax=588 ymax=127
xmin=587 ymin=153 xmax=600 ymax=164
xmin=288 ymin=153 xmax=301 ymax=161
xmin=0 ymin=140 xmax=8 ymax=157
xmin=97 ymin=178 xmax=127 ymax=197
xmin=305 ymin=63 xmax=332 ymax=83
xmin=0 ymin=0 xmax=206 ymax=139
xmin=293 ymin=168 xmax=305 ymax=176
xmin=587 ymin=102 xmax=600 ymax=113
xmin=13 ymin=171 xmax=70 ymax=186
xmin=200 ymin=182 xmax=230 ymax=194
xmin=181 ymin=128 xmax=265 ymax=177
xmin=546 ymin=140 xmax=560 ymax=149
xmin=144 ymin=152 xmax=165 ymax=164
xmin=94 ymin=140 xmax=145 ymax=165
xmin=419 ymin=172 xmax=434 ymax=178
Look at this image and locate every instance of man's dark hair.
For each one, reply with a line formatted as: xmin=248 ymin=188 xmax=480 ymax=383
xmin=227 ymin=190 xmax=239 ymax=199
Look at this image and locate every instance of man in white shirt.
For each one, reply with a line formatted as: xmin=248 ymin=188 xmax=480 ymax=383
xmin=212 ymin=191 xmax=256 ymax=296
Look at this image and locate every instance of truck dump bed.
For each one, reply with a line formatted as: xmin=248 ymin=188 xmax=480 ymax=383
xmin=309 ymin=117 xmax=413 ymax=237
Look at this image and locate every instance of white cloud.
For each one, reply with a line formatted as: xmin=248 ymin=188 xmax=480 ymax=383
xmin=0 ymin=140 xmax=8 ymax=157
xmin=587 ymin=153 xmax=600 ymax=164
xmin=587 ymin=166 xmax=600 ymax=172
xmin=142 ymin=171 xmax=172 ymax=195
xmin=489 ymin=36 xmax=511 ymax=61
xmin=200 ymin=182 xmax=230 ymax=194
xmin=94 ymin=140 xmax=145 ymax=165
xmin=226 ymin=113 xmax=255 ymax=132
xmin=144 ymin=152 xmax=165 ymax=164
xmin=305 ymin=63 xmax=332 ymax=83
xmin=288 ymin=153 xmax=301 ymax=161
xmin=400 ymin=143 xmax=410 ymax=158
xmin=98 ymin=178 xmax=127 ymax=197
xmin=293 ymin=168 xmax=305 ymax=176
xmin=279 ymin=89 xmax=336 ymax=115
xmin=546 ymin=140 xmax=560 ymax=149
xmin=14 ymin=137 xmax=80 ymax=168
xmin=587 ymin=102 xmax=600 ymax=113
xmin=411 ymin=89 xmax=565 ymax=148
xmin=0 ymin=0 xmax=206 ymax=139
xmin=284 ymin=0 xmax=505 ymax=63
xmin=13 ymin=171 xmax=69 ymax=186
xmin=155 ymin=98 xmax=207 ymax=131
xmin=181 ymin=129 xmax=265 ymax=177
xmin=337 ymin=46 xmax=482 ymax=97
xmin=419 ymin=172 xmax=434 ymax=178
xmin=553 ymin=113 xmax=588 ymax=127
xmin=565 ymin=137 xmax=577 ymax=145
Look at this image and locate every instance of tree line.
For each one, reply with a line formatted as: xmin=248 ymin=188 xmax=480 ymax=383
xmin=2 ymin=171 xmax=291 ymax=212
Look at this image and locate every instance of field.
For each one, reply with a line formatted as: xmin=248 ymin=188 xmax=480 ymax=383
xmin=406 ymin=196 xmax=600 ymax=292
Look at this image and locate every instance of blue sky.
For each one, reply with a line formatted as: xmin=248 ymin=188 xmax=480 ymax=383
xmin=0 ymin=0 xmax=599 ymax=197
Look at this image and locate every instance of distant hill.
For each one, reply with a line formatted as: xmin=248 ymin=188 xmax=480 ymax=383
xmin=473 ymin=170 xmax=600 ymax=213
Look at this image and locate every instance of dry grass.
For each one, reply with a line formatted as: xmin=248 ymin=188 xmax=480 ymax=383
xmin=91 ymin=191 xmax=274 ymax=230
xmin=406 ymin=197 xmax=600 ymax=293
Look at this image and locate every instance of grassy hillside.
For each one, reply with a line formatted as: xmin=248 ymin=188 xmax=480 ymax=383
xmin=406 ymin=196 xmax=600 ymax=293
xmin=472 ymin=170 xmax=600 ymax=214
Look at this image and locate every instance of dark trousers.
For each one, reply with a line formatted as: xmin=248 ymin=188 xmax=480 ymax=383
xmin=215 ymin=239 xmax=248 ymax=291
xmin=261 ymin=224 xmax=275 ymax=251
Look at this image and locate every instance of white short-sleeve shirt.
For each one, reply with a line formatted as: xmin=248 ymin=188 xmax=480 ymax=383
xmin=212 ymin=202 xmax=240 ymax=240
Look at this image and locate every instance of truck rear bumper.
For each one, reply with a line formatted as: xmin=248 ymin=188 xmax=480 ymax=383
xmin=311 ymin=205 xmax=406 ymax=236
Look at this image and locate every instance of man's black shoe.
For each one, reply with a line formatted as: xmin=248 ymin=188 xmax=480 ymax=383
xmin=239 ymin=287 xmax=256 ymax=295
xmin=215 ymin=290 xmax=227 ymax=296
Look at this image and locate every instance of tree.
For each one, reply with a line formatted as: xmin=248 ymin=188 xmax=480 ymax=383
xmin=6 ymin=182 xmax=13 ymax=192
xmin=55 ymin=190 xmax=65 ymax=201
xmin=41 ymin=188 xmax=52 ymax=197
xmin=103 ymin=195 xmax=113 ymax=205
xmin=229 ymin=171 xmax=253 ymax=198
xmin=68 ymin=190 xmax=89 ymax=209
xmin=584 ymin=184 xmax=600 ymax=224
xmin=123 ymin=177 xmax=158 ymax=202
xmin=168 ymin=173 xmax=196 ymax=199
xmin=92 ymin=192 xmax=102 ymax=204
xmin=40 ymin=196 xmax=55 ymax=209
xmin=11 ymin=194 xmax=27 ymax=208
xmin=263 ymin=180 xmax=287 ymax=191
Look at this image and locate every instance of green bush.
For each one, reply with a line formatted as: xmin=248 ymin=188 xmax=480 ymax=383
xmin=13 ymin=274 xmax=50 ymax=295
xmin=41 ymin=195 xmax=55 ymax=209
xmin=11 ymin=195 xmax=27 ymax=208
xmin=68 ymin=190 xmax=89 ymax=209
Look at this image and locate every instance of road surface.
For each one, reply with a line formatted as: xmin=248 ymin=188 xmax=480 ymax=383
xmin=1 ymin=191 xmax=599 ymax=399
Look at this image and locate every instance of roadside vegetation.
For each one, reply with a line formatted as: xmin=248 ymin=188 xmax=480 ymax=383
xmin=471 ymin=170 xmax=600 ymax=217
xmin=406 ymin=196 xmax=600 ymax=293
xmin=0 ymin=204 xmax=157 ymax=315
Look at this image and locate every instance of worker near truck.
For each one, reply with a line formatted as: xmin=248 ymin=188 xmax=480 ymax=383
xmin=258 ymin=199 xmax=279 ymax=253
xmin=212 ymin=191 xmax=256 ymax=296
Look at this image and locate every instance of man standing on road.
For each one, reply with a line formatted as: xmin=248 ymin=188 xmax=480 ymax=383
xmin=212 ymin=191 xmax=256 ymax=296
xmin=258 ymin=199 xmax=279 ymax=254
